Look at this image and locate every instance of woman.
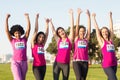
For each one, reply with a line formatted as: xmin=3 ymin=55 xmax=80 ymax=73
xmin=49 ymin=9 xmax=74 ymax=80
xmin=92 ymin=12 xmax=117 ymax=80
xmin=31 ymin=14 xmax=49 ymax=80
xmin=73 ymin=8 xmax=91 ymax=80
xmin=5 ymin=13 xmax=31 ymax=80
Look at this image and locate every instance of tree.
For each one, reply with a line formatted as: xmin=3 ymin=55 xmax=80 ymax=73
xmin=46 ymin=37 xmax=57 ymax=54
xmin=46 ymin=26 xmax=120 ymax=62
xmin=113 ymin=35 xmax=120 ymax=50
xmin=88 ymin=29 xmax=102 ymax=64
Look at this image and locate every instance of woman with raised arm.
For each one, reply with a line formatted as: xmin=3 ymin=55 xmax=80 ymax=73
xmin=49 ymin=9 xmax=74 ymax=80
xmin=31 ymin=14 xmax=49 ymax=80
xmin=92 ymin=12 xmax=117 ymax=80
xmin=73 ymin=8 xmax=91 ymax=80
xmin=5 ymin=13 xmax=31 ymax=80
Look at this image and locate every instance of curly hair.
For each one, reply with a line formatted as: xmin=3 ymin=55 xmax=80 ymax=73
xmin=10 ymin=24 xmax=25 ymax=36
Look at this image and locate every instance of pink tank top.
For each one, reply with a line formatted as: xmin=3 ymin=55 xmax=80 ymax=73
xmin=55 ymin=38 xmax=72 ymax=64
xmin=101 ymin=40 xmax=117 ymax=68
xmin=73 ymin=38 xmax=88 ymax=61
xmin=11 ymin=37 xmax=27 ymax=61
xmin=32 ymin=44 xmax=46 ymax=66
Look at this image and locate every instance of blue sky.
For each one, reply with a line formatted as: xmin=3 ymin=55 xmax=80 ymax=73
xmin=0 ymin=0 xmax=120 ymax=58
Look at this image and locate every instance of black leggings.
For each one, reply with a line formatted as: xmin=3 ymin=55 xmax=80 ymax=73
xmin=103 ymin=66 xmax=117 ymax=80
xmin=33 ymin=65 xmax=46 ymax=80
xmin=73 ymin=61 xmax=88 ymax=80
xmin=53 ymin=61 xmax=70 ymax=80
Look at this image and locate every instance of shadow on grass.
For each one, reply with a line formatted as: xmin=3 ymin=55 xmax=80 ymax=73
xmin=88 ymin=64 xmax=120 ymax=69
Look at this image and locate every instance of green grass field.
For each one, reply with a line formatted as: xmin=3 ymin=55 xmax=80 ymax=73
xmin=0 ymin=63 xmax=120 ymax=80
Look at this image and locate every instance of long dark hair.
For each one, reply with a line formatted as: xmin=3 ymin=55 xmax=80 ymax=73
xmin=35 ymin=31 xmax=46 ymax=43
xmin=100 ymin=27 xmax=111 ymax=40
xmin=79 ymin=25 xmax=86 ymax=32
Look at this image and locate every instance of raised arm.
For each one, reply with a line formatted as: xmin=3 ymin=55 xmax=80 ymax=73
xmin=31 ymin=14 xmax=39 ymax=48
xmin=24 ymin=13 xmax=31 ymax=39
xmin=75 ymin=8 xmax=82 ymax=39
xmin=5 ymin=14 xmax=12 ymax=41
xmin=109 ymin=12 xmax=114 ymax=40
xmin=49 ymin=19 xmax=59 ymax=42
xmin=44 ymin=18 xmax=49 ymax=45
xmin=86 ymin=9 xmax=91 ymax=40
xmin=92 ymin=13 xmax=103 ymax=47
xmin=68 ymin=9 xmax=74 ymax=43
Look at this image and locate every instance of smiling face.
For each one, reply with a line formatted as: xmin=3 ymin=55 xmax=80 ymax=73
xmin=56 ymin=27 xmax=66 ymax=38
xmin=10 ymin=25 xmax=25 ymax=37
xmin=100 ymin=27 xmax=110 ymax=40
xmin=14 ymin=31 xmax=21 ymax=39
xmin=37 ymin=34 xmax=45 ymax=44
xmin=78 ymin=26 xmax=86 ymax=39
xmin=79 ymin=28 xmax=86 ymax=38
xmin=58 ymin=29 xmax=66 ymax=38
xmin=35 ymin=32 xmax=46 ymax=44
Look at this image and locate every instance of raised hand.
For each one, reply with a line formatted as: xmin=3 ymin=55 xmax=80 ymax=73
xmin=109 ymin=11 xmax=113 ymax=40
xmin=92 ymin=13 xmax=96 ymax=18
xmin=45 ymin=18 xmax=50 ymax=23
xmin=109 ymin=11 xmax=112 ymax=17
xmin=36 ymin=13 xmax=39 ymax=18
xmin=6 ymin=14 xmax=10 ymax=19
xmin=86 ymin=9 xmax=90 ymax=16
xmin=5 ymin=14 xmax=12 ymax=41
xmin=77 ymin=8 xmax=82 ymax=14
xmin=24 ymin=13 xmax=29 ymax=18
xmin=24 ymin=13 xmax=31 ymax=39
xmin=69 ymin=9 xmax=73 ymax=14
xmin=49 ymin=18 xmax=52 ymax=23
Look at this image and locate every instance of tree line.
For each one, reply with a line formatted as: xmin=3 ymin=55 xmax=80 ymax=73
xmin=46 ymin=26 xmax=120 ymax=63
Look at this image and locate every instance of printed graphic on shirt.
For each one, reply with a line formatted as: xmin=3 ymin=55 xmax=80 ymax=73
xmin=78 ymin=41 xmax=87 ymax=48
xmin=106 ymin=44 xmax=115 ymax=52
xmin=60 ymin=42 xmax=69 ymax=48
xmin=15 ymin=42 xmax=25 ymax=49
xmin=37 ymin=47 xmax=44 ymax=54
